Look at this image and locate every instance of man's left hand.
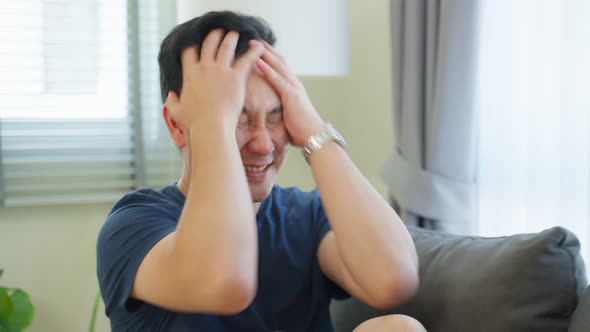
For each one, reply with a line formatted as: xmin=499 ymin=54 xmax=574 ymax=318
xmin=255 ymin=41 xmax=325 ymax=147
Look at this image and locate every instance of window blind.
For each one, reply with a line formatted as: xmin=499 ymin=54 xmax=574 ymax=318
xmin=0 ymin=0 xmax=181 ymax=206
xmin=135 ymin=0 xmax=182 ymax=191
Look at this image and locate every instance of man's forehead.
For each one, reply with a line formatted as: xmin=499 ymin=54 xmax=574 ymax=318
xmin=244 ymin=72 xmax=280 ymax=110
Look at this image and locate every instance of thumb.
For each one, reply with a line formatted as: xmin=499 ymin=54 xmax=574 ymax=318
xmin=165 ymin=90 xmax=182 ymax=116
xmin=166 ymin=90 xmax=180 ymax=106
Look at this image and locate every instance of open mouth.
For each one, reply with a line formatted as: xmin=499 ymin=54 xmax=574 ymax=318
xmin=243 ymin=162 xmax=272 ymax=176
xmin=244 ymin=164 xmax=270 ymax=173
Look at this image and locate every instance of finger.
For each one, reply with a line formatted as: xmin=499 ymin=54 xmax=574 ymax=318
xmin=180 ymin=47 xmax=199 ymax=89
xmin=200 ymin=29 xmax=225 ymax=62
xmin=260 ymin=48 xmax=294 ymax=80
xmin=234 ymin=40 xmax=265 ymax=75
xmin=165 ymin=90 xmax=180 ymax=107
xmin=180 ymin=46 xmax=199 ymax=68
xmin=261 ymin=40 xmax=286 ymax=63
xmin=255 ymin=58 xmax=289 ymax=93
xmin=164 ymin=90 xmax=181 ymax=118
xmin=217 ymin=31 xmax=239 ymax=64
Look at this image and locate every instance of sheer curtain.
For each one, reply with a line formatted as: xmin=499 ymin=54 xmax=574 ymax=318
xmin=477 ymin=0 xmax=590 ymax=277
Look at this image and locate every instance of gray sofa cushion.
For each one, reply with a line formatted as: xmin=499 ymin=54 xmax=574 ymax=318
xmin=330 ymin=226 xmax=588 ymax=332
xmin=569 ymin=285 xmax=590 ymax=332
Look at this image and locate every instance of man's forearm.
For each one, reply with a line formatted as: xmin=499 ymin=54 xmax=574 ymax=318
xmin=309 ymin=142 xmax=418 ymax=299
xmin=174 ymin=120 xmax=258 ymax=288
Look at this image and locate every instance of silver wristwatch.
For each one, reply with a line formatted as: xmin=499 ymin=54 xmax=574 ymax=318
xmin=303 ymin=123 xmax=347 ymax=163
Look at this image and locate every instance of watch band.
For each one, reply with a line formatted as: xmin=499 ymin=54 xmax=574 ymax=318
xmin=302 ymin=123 xmax=347 ymax=163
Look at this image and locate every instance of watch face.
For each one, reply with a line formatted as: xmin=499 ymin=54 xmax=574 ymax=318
xmin=327 ymin=124 xmax=346 ymax=146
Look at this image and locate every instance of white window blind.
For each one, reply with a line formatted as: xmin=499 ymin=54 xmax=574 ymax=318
xmin=136 ymin=1 xmax=182 ymax=190
xmin=0 ymin=0 xmax=181 ymax=206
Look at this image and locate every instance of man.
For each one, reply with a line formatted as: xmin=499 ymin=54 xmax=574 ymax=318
xmin=97 ymin=11 xmax=425 ymax=331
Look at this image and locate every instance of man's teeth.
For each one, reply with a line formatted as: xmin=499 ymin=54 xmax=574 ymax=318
xmin=245 ymin=165 xmax=268 ymax=172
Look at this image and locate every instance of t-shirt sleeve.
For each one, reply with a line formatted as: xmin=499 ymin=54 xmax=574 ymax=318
xmin=96 ymin=192 xmax=177 ymax=316
xmin=312 ymin=189 xmax=350 ymax=300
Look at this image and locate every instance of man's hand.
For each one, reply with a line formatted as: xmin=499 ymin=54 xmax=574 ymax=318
xmin=133 ymin=30 xmax=264 ymax=315
xmin=255 ymin=41 xmax=325 ymax=147
xmin=254 ymin=42 xmax=419 ymax=311
xmin=166 ymin=29 xmax=265 ymax=129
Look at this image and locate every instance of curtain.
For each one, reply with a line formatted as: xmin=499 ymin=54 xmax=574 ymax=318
xmin=381 ymin=0 xmax=480 ymax=234
xmin=477 ymin=0 xmax=590 ymax=278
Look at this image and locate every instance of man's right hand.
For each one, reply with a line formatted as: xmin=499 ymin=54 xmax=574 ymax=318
xmin=165 ymin=29 xmax=265 ymax=129
xmin=131 ymin=29 xmax=262 ymax=315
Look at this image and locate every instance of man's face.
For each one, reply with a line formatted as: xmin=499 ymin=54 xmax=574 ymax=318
xmin=236 ymin=70 xmax=289 ymax=202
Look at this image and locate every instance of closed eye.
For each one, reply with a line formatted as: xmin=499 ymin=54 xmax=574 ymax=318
xmin=266 ymin=107 xmax=283 ymax=124
xmin=238 ymin=110 xmax=249 ymax=126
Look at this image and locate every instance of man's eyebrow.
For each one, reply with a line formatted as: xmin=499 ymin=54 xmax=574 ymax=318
xmin=241 ymin=106 xmax=282 ymax=113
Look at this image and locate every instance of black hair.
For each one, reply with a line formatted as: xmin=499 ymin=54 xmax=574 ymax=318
xmin=157 ymin=11 xmax=276 ymax=102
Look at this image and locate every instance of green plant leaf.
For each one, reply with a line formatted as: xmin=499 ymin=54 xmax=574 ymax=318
xmin=4 ymin=290 xmax=34 ymax=330
xmin=0 ymin=289 xmax=14 ymax=321
xmin=89 ymin=291 xmax=102 ymax=332
xmin=0 ymin=269 xmax=4 ymax=279
xmin=0 ymin=321 xmax=12 ymax=332
xmin=0 ymin=322 xmax=19 ymax=332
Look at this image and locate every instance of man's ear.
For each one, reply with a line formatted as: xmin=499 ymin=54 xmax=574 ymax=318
xmin=163 ymin=103 xmax=187 ymax=148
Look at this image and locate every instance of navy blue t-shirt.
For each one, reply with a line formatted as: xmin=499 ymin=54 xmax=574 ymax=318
xmin=96 ymin=184 xmax=348 ymax=331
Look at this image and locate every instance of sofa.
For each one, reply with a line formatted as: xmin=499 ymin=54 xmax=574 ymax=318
xmin=330 ymin=226 xmax=590 ymax=332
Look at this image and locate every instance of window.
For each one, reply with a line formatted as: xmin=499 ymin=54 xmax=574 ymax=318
xmin=477 ymin=0 xmax=590 ymax=277
xmin=0 ymin=0 xmax=181 ymax=206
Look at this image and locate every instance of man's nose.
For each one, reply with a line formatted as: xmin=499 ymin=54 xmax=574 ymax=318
xmin=247 ymin=125 xmax=275 ymax=156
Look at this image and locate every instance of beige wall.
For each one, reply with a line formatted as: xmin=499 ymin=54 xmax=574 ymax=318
xmin=0 ymin=1 xmax=393 ymax=330
xmin=279 ymin=0 xmax=394 ymax=194
xmin=0 ymin=204 xmax=112 ymax=332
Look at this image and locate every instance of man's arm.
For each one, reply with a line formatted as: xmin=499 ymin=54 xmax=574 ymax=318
xmin=130 ymin=30 xmax=265 ymax=314
xmin=312 ymin=142 xmax=419 ymax=309
xmin=256 ymin=42 xmax=419 ymax=309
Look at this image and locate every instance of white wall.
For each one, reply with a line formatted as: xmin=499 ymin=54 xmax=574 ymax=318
xmin=0 ymin=1 xmax=394 ymax=330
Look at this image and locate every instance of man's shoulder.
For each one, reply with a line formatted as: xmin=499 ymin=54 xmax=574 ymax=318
xmin=109 ymin=184 xmax=182 ymax=215
xmin=98 ymin=184 xmax=181 ymax=240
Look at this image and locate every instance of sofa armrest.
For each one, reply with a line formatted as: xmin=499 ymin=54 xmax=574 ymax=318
xmin=569 ymin=285 xmax=590 ymax=332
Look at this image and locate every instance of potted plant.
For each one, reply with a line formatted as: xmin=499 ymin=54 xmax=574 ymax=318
xmin=0 ymin=269 xmax=34 ymax=332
